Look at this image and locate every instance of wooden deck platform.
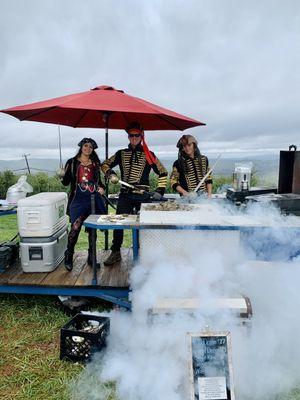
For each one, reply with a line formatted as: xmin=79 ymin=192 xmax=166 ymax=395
xmin=0 ymin=248 xmax=132 ymax=289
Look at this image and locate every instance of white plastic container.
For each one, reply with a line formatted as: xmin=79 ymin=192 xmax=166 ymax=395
xmin=233 ymin=162 xmax=252 ymax=191
xmin=6 ymin=175 xmax=33 ymax=204
xmin=20 ymin=226 xmax=68 ymax=272
xmin=17 ymin=192 xmax=68 ymax=237
xmin=7 ymin=189 xmax=27 ymax=204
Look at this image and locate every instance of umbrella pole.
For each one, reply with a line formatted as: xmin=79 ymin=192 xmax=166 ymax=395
xmin=104 ymin=113 xmax=109 ymax=250
xmin=91 ymin=193 xmax=98 ymax=285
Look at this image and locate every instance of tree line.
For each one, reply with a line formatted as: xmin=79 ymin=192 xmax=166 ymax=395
xmin=0 ymin=170 xmax=235 ymax=199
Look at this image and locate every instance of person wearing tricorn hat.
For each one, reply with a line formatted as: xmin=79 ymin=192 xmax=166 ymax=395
xmin=170 ymin=134 xmax=212 ymax=197
xmin=101 ymin=122 xmax=168 ymax=266
xmin=59 ymin=138 xmax=106 ymax=271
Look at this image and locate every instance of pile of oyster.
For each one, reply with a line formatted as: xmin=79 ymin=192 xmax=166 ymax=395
xmin=143 ymin=200 xmax=192 ymax=211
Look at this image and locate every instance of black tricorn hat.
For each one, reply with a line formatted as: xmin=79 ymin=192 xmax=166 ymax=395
xmin=125 ymin=122 xmax=144 ymax=134
xmin=78 ymin=137 xmax=98 ymax=149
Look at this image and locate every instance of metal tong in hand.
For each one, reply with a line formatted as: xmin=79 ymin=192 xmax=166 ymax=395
xmin=118 ymin=179 xmax=166 ymax=202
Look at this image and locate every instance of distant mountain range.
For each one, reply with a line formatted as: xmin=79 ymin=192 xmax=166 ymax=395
xmin=0 ymin=154 xmax=280 ymax=186
xmin=0 ymin=158 xmax=60 ymax=175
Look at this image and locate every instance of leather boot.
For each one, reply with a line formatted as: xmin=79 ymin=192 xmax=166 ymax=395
xmin=104 ymin=250 xmax=121 ymax=266
xmin=64 ymin=249 xmax=74 ymax=271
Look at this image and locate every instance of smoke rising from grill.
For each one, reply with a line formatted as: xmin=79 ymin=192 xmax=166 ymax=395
xmin=71 ymin=201 xmax=300 ymax=400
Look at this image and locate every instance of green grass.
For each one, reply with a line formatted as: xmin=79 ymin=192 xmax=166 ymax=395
xmin=0 ymin=295 xmax=85 ymax=400
xmin=279 ymin=390 xmax=300 ymax=400
xmin=0 ymin=293 xmax=118 ymax=400
xmin=0 ymin=215 xmax=18 ymax=243
xmin=0 ymin=214 xmax=122 ymax=399
xmin=0 ymin=214 xmax=132 ymax=250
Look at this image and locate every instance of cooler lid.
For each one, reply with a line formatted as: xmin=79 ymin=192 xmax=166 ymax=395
xmin=18 ymin=192 xmax=67 ymax=207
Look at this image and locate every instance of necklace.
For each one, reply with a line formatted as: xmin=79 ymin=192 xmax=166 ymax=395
xmin=79 ymin=158 xmax=92 ymax=166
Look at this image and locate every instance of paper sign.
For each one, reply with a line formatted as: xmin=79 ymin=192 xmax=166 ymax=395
xmin=198 ymin=376 xmax=227 ymax=400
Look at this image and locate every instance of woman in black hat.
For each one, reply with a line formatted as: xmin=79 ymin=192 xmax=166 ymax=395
xmin=59 ymin=138 xmax=106 ymax=271
xmin=170 ymin=134 xmax=212 ymax=197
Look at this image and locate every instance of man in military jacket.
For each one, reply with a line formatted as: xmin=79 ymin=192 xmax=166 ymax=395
xmin=101 ymin=122 xmax=168 ymax=265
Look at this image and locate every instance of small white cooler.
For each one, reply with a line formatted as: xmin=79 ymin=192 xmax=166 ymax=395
xmin=20 ymin=226 xmax=68 ymax=272
xmin=17 ymin=192 xmax=68 ymax=237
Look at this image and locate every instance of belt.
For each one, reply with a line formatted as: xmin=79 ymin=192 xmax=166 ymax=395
xmin=78 ymin=183 xmax=96 ymax=193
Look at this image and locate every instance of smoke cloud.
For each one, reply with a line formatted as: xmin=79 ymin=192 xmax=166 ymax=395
xmin=71 ymin=201 xmax=300 ymax=399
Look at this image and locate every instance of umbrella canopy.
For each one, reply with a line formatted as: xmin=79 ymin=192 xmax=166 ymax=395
xmin=1 ymin=85 xmax=205 ymax=131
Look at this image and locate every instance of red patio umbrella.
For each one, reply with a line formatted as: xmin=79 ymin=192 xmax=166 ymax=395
xmin=1 ymin=85 xmax=205 ymax=159
xmin=1 ymin=85 xmax=206 ymax=267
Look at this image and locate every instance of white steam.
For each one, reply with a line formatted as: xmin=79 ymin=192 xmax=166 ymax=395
xmin=72 ymin=201 xmax=300 ymax=400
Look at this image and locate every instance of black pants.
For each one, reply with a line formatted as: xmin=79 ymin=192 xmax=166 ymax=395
xmin=67 ymin=216 xmax=96 ymax=254
xmin=111 ymin=192 xmax=150 ymax=251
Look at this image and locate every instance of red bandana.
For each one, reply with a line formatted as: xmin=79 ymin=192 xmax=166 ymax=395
xmin=141 ymin=133 xmax=157 ymax=165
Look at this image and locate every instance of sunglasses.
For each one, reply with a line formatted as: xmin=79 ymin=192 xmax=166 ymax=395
xmin=128 ymin=133 xmax=141 ymax=138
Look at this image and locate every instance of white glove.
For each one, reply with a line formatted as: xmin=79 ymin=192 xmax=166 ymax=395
xmin=57 ymin=167 xmax=65 ymax=179
xmin=109 ymin=174 xmax=119 ymax=184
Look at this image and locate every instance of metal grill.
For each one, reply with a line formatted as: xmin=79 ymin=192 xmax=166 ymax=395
xmin=139 ymin=229 xmax=241 ymax=265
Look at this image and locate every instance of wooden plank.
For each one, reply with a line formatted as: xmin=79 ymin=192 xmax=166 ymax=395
xmin=7 ymin=262 xmax=26 ymax=284
xmin=150 ymin=297 xmax=249 ymax=315
xmin=73 ymin=249 xmax=106 ymax=286
xmin=0 ymin=248 xmax=133 ymax=288
xmin=9 ymin=270 xmax=48 ymax=285
xmin=99 ymin=248 xmax=131 ymax=287
xmin=73 ymin=250 xmax=119 ymax=287
xmin=39 ymin=253 xmax=84 ymax=286
xmin=0 ymin=263 xmax=22 ymax=284
xmin=74 ymin=262 xmax=95 ymax=286
xmin=75 ymin=248 xmax=132 ymax=287
xmin=2 ymin=259 xmax=49 ymax=285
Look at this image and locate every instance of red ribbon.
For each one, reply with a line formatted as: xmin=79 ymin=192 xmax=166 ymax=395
xmin=141 ymin=133 xmax=157 ymax=165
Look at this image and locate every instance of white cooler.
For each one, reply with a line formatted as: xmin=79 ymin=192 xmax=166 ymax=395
xmin=20 ymin=226 xmax=68 ymax=272
xmin=17 ymin=192 xmax=68 ymax=237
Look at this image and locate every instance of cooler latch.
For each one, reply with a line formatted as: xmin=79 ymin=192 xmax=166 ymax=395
xmin=29 ymin=246 xmax=43 ymax=260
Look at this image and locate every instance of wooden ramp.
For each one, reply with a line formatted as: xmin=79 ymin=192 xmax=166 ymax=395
xmin=0 ymin=248 xmax=132 ymax=288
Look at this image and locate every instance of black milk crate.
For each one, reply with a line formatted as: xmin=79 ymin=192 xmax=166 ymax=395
xmin=60 ymin=313 xmax=110 ymax=362
xmin=0 ymin=241 xmax=19 ymax=272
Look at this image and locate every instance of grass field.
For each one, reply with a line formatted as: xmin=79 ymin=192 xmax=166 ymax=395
xmin=1 ymin=215 xmax=300 ymax=399
xmin=0 ymin=294 xmax=84 ymax=399
xmin=0 ymin=215 xmax=120 ymax=400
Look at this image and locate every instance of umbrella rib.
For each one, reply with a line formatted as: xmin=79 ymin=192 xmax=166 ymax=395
xmin=121 ymin=112 xmax=131 ymax=126
xmin=73 ymin=109 xmax=90 ymax=128
xmin=18 ymin=106 xmax=58 ymax=121
xmin=153 ymin=113 xmax=186 ymax=130
xmin=155 ymin=113 xmax=205 ymax=130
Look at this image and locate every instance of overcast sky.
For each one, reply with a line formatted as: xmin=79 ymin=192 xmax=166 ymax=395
xmin=0 ymin=0 xmax=300 ymax=161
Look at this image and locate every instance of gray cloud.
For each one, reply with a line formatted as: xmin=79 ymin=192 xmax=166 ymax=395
xmin=1 ymin=0 xmax=300 ymax=159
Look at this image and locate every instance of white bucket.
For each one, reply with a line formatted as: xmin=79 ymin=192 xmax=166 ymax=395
xmin=6 ymin=189 xmax=27 ymax=204
xmin=6 ymin=175 xmax=33 ymax=204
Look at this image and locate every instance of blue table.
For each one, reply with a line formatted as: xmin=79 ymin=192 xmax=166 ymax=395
xmin=0 ymin=209 xmax=17 ymax=217
xmin=84 ymin=214 xmax=140 ymax=261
